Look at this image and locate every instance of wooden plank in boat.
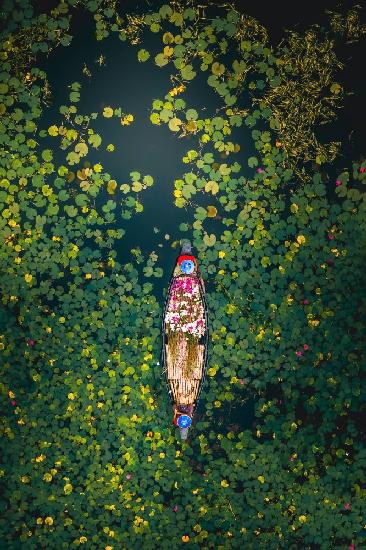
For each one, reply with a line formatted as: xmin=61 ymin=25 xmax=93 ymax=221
xmin=170 ymin=379 xmax=200 ymax=405
xmin=166 ymin=343 xmax=205 ymax=380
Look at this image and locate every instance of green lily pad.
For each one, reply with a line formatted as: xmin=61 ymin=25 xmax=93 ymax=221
xmin=137 ymin=49 xmax=150 ymax=62
xmin=181 ymin=64 xmax=196 ymax=81
xmin=168 ymin=117 xmax=182 ymax=132
xmin=203 ymin=233 xmax=216 ymax=246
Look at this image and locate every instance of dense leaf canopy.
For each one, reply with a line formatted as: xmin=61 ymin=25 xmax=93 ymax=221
xmin=0 ymin=0 xmax=366 ymax=548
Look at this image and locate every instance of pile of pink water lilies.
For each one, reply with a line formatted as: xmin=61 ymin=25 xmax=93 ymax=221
xmin=165 ymin=276 xmax=205 ymax=339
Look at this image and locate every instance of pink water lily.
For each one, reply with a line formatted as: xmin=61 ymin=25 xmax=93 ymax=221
xmin=166 ymin=276 xmax=205 ymax=338
xmin=256 ymin=167 xmax=265 ymax=173
xmin=173 ymin=505 xmax=178 ymax=512
xmin=303 ymin=299 xmax=309 ymax=305
xmin=126 ymin=473 xmax=132 ymax=480
xmin=335 ymin=179 xmax=342 ymax=186
xmin=10 ymin=400 xmax=16 ymax=406
xmin=328 ymin=233 xmax=334 ymax=240
xmin=344 ymin=502 xmax=350 ymax=510
xmin=295 ymin=351 xmax=302 ymax=357
xmin=303 ymin=344 xmax=309 ymax=351
xmin=360 ymin=167 xmax=365 ymax=173
xmin=27 ymin=339 xmax=35 ymax=347
xmin=239 ymin=379 xmax=245 ymax=385
xmin=349 ymin=544 xmax=355 ymax=550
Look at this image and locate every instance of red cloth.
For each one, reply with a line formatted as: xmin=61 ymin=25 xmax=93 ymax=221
xmin=173 ymin=413 xmax=179 ymax=426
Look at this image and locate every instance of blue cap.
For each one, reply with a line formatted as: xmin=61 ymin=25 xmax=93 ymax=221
xmin=180 ymin=260 xmax=194 ymax=274
xmin=177 ymin=415 xmax=191 ymax=428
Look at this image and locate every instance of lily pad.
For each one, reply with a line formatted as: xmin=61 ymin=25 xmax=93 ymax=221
xmin=203 ymin=233 xmax=217 ymax=246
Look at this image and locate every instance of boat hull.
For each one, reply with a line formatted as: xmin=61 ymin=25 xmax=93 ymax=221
xmin=161 ymin=244 xmax=209 ymax=437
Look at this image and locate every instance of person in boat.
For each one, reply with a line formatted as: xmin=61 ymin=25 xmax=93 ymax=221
xmin=172 ymin=403 xmax=194 ymax=426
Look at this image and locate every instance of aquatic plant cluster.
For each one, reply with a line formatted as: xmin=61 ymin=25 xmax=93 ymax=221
xmin=1 ymin=0 xmax=366 ymax=548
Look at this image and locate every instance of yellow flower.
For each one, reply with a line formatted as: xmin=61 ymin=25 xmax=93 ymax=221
xmin=24 ymin=273 xmax=33 ymax=283
xmin=182 ymin=535 xmax=190 ymax=542
xmin=134 ymin=516 xmax=143 ymax=525
xmin=220 ymin=480 xmax=229 ymax=487
xmin=174 ymin=189 xmax=182 ymax=198
xmin=159 ymin=452 xmax=165 ymax=459
xmin=296 ymin=235 xmax=306 ymax=245
xmin=35 ymin=454 xmax=45 ymax=462
xmin=85 ymin=273 xmax=92 ymax=279
xmin=249 ymin=239 xmax=254 ymax=246
xmin=67 ymin=393 xmax=75 ymax=400
xmin=36 ymin=517 xmax=43 ymax=524
xmin=45 ymin=516 xmax=54 ymax=525
xmin=43 ymin=472 xmax=53 ymax=482
xmin=257 ymin=475 xmax=265 ymax=484
xmin=299 ymin=515 xmax=307 ymax=523
xmin=218 ymin=250 xmax=225 ymax=258
xmin=52 ymin=235 xmax=61 ymax=241
xmin=192 ymin=488 xmax=199 ymax=494
xmin=8 ymin=390 xmax=15 ymax=398
xmin=59 ymin=317 xmax=65 ymax=323
xmin=105 ymin=546 xmax=113 ymax=550
xmin=79 ymin=536 xmax=87 ymax=543
xmin=120 ymin=114 xmax=134 ymax=125
xmin=64 ymin=483 xmax=73 ymax=494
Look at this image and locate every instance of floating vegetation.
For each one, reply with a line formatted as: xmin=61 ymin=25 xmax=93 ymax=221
xmin=1 ymin=0 xmax=366 ymax=548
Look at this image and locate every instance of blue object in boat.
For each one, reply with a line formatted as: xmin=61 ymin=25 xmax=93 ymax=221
xmin=180 ymin=260 xmax=194 ymax=274
xmin=177 ymin=415 xmax=191 ymax=428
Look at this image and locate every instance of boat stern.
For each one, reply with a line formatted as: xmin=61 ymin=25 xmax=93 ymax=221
xmin=179 ymin=427 xmax=189 ymax=440
xmin=180 ymin=239 xmax=192 ymax=254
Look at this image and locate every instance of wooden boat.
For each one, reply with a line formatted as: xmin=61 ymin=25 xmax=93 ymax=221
xmin=161 ymin=240 xmax=209 ymax=440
